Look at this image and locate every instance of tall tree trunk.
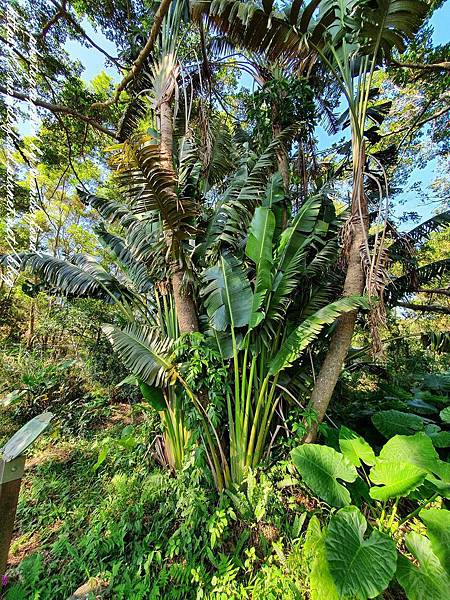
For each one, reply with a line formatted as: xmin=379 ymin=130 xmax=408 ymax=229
xmin=272 ymin=118 xmax=290 ymax=193
xmin=304 ymin=144 xmax=368 ymax=442
xmin=160 ymin=100 xmax=199 ymax=334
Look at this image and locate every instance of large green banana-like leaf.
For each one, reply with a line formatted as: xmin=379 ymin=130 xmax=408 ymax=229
xmin=276 ymin=195 xmax=323 ymax=272
xmin=265 ymin=195 xmax=328 ymax=324
xmin=95 ymin=228 xmax=153 ymax=293
xmin=0 ymin=252 xmax=130 ymax=302
xmin=245 ymin=207 xmax=275 ymax=328
xmin=356 ymin=0 xmax=428 ymax=59
xmin=269 ymin=295 xmax=369 ymax=375
xmin=201 ymin=254 xmax=253 ymax=331
xmin=102 ymin=323 xmax=176 ymax=387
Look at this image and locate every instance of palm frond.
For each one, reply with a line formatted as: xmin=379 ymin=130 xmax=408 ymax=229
xmin=388 ymin=211 xmax=450 ymax=261
xmin=269 ymin=295 xmax=369 ymax=375
xmin=385 ymin=259 xmax=450 ymax=305
xmin=214 ymin=129 xmax=296 ymax=252
xmin=78 ymin=189 xmax=139 ymax=229
xmin=191 ymin=0 xmax=331 ymax=62
xmin=201 ymin=120 xmax=237 ymax=190
xmin=112 ymin=136 xmax=198 ymax=240
xmin=78 ymin=188 xmax=165 ymax=274
xmin=421 ymin=331 xmax=450 ymax=354
xmin=95 ymin=227 xmax=153 ymax=293
xmin=356 ymin=0 xmax=428 ymax=59
xmin=103 ymin=323 xmax=176 ymax=386
xmin=0 ymin=252 xmax=130 ymax=302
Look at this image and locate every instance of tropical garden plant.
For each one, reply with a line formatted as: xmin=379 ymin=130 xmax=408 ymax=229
xmin=1 ymin=0 xmax=449 ymax=597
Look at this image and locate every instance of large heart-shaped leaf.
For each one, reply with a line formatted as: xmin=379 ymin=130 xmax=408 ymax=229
xmin=426 ymin=427 xmax=450 ymax=449
xmin=397 ymin=532 xmax=450 ymax=600
xmin=339 ymin=426 xmax=376 ymax=467
xmin=420 ymin=509 xmax=450 ymax=574
xmin=372 ymin=409 xmax=424 ymax=438
xmin=326 ymin=506 xmax=397 ymax=599
xmin=291 ymin=444 xmax=357 ymax=507
xmin=139 ymin=380 xmax=166 ymax=411
xmin=304 ymin=516 xmax=339 ymax=600
xmin=369 ymin=461 xmax=427 ymax=501
xmin=440 ymin=406 xmax=450 ymax=424
xmin=378 ymin=432 xmax=450 ymax=483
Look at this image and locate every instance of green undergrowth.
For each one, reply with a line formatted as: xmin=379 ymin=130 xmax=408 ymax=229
xmin=2 ymin=413 xmax=315 ymax=600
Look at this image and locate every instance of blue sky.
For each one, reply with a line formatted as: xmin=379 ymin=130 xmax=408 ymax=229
xmin=65 ymin=2 xmax=449 ymax=226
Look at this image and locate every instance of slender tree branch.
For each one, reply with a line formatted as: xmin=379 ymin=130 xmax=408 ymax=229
xmin=91 ymin=0 xmax=174 ymax=109
xmin=38 ymin=1 xmax=66 ymax=39
xmin=418 ymin=287 xmax=450 ymax=297
xmin=62 ymin=5 xmax=124 ymax=69
xmin=397 ymin=302 xmax=450 ymax=315
xmin=0 ymin=85 xmax=119 ymax=139
xmin=39 ymin=1 xmax=123 ymax=69
xmin=390 ymin=57 xmax=450 ymax=72
xmin=381 ymin=102 xmax=450 ymax=138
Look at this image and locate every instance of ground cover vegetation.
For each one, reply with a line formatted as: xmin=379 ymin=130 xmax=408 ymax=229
xmin=0 ymin=0 xmax=450 ymax=598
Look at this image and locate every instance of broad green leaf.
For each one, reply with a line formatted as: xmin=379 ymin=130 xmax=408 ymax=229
xmin=202 ymin=254 xmax=253 ymax=331
xmin=303 ymin=517 xmax=339 ymax=600
xmin=245 ymin=207 xmax=275 ymax=328
xmin=440 ymin=406 xmax=450 ymax=424
xmin=378 ymin=433 xmax=450 ymax=483
xmin=420 ymin=509 xmax=450 ymax=574
xmin=372 ymin=409 xmax=424 ymax=437
xmin=326 ymin=506 xmax=397 ymax=599
xmin=357 ymin=0 xmax=429 ymax=58
xmin=92 ymin=446 xmax=109 ymax=472
xmin=339 ymin=426 xmax=376 ymax=467
xmin=427 ymin=429 xmax=450 ymax=449
xmin=397 ymin=532 xmax=450 ymax=600
xmin=276 ymin=195 xmax=322 ymax=271
xmin=269 ymin=296 xmax=368 ymax=375
xmin=139 ymin=381 xmax=166 ymax=411
xmin=291 ymin=444 xmax=357 ymax=508
xmin=407 ymin=398 xmax=439 ymax=415
xmin=369 ymin=461 xmax=427 ymax=501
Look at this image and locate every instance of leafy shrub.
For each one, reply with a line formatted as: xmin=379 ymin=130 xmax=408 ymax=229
xmin=292 ymin=428 xmax=450 ymax=599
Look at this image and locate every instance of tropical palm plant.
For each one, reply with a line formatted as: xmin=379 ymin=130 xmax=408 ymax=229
xmin=191 ymin=0 xmax=434 ymax=441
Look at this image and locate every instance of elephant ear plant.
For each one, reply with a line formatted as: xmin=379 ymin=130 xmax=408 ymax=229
xmin=292 ymin=430 xmax=450 ymax=599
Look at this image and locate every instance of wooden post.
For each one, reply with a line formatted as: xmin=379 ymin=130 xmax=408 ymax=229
xmin=0 ymin=412 xmax=53 ymax=581
xmin=0 ymin=455 xmax=25 ymax=576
